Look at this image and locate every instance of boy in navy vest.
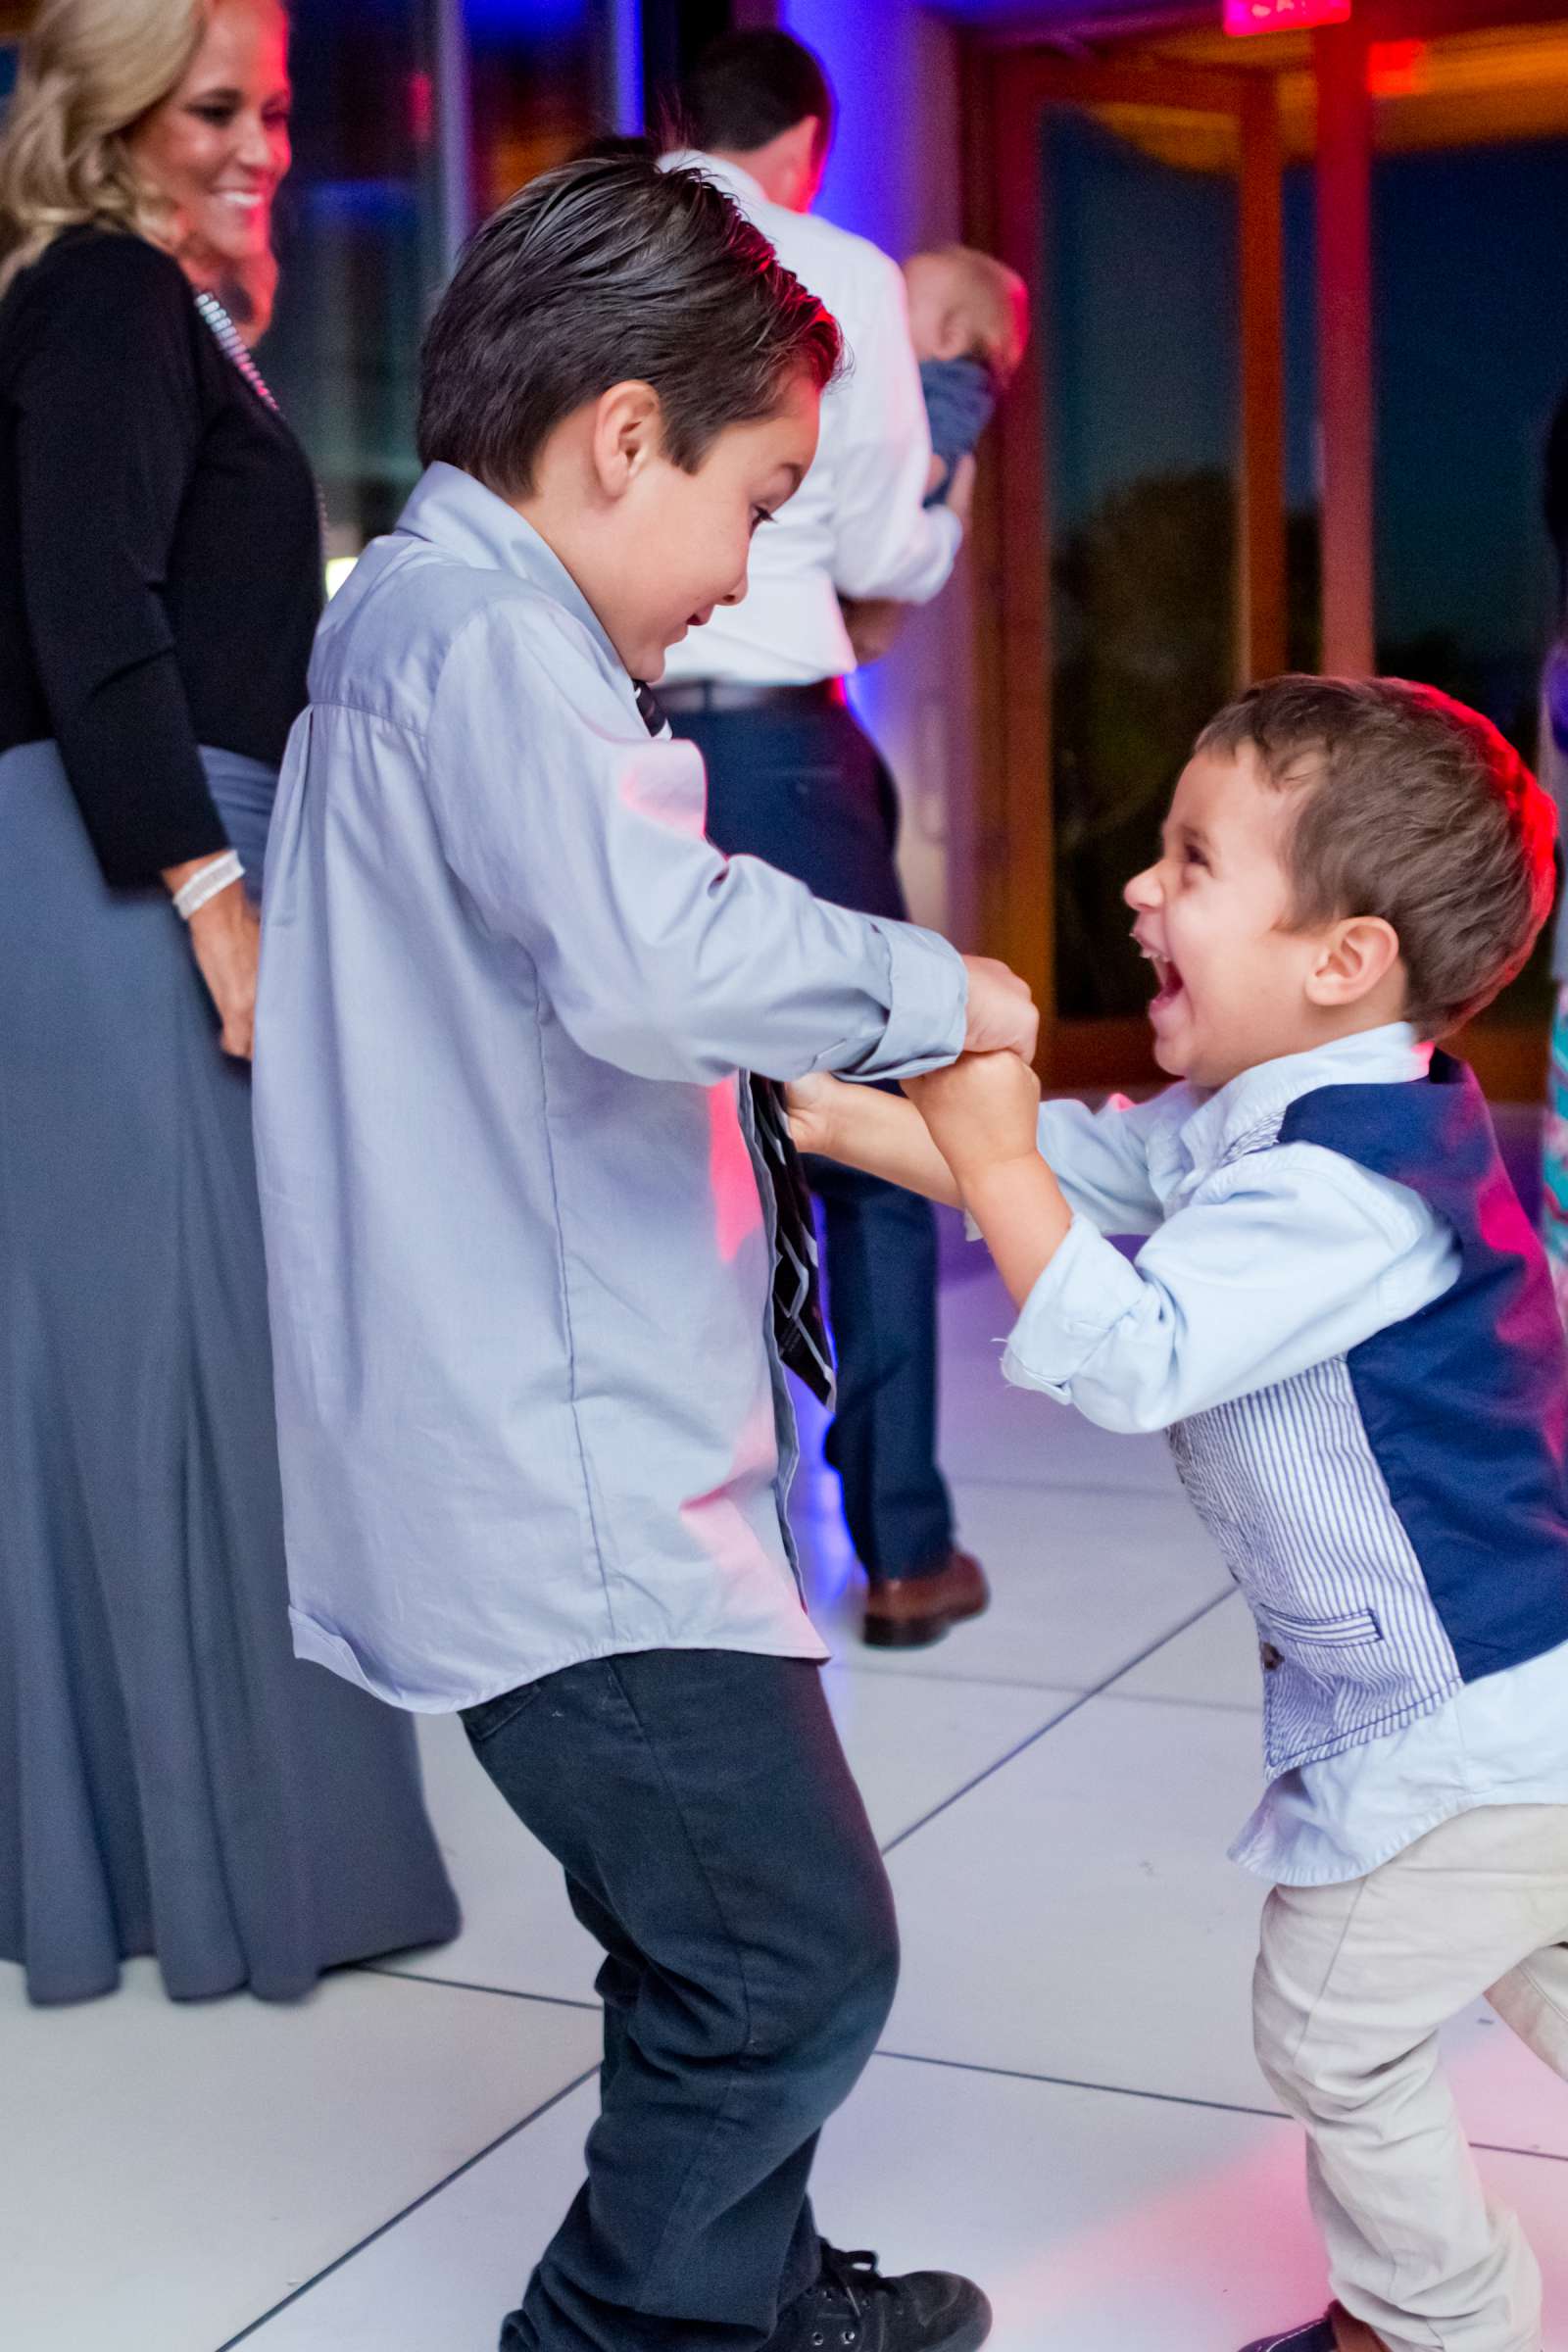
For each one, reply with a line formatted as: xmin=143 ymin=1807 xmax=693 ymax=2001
xmin=790 ymin=677 xmax=1568 ymax=2352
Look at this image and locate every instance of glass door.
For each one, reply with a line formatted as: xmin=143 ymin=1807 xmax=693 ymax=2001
xmin=972 ymin=54 xmax=1284 ymax=1083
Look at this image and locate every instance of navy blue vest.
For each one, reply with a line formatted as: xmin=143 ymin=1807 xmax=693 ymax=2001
xmin=1280 ymin=1052 xmax=1568 ymax=1683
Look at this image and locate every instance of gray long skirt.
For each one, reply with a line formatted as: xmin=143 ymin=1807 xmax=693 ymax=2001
xmin=0 ymin=742 xmax=460 ymax=2003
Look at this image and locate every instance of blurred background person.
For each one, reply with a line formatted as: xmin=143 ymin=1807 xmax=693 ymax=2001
xmin=660 ymin=28 xmax=986 ymax=1654
xmin=839 ymin=240 xmax=1028 ymax=666
xmin=0 ymin=0 xmax=458 ymax=2006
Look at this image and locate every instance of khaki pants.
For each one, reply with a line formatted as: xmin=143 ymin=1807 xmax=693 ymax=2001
xmin=1253 ymin=1804 xmax=1568 ymax=2352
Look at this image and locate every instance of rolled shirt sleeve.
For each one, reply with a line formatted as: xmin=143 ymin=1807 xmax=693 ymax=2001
xmin=424 ymin=605 xmax=967 ymax=1087
xmin=857 ymin=915 xmax=968 ymax=1077
xmin=1001 ymin=1143 xmax=1458 ymax=1434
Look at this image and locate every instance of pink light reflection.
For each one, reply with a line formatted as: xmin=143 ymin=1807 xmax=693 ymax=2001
xmin=678 ymin=1385 xmax=778 ymax=1564
xmin=709 ymin=1081 xmax=763 ymax=1263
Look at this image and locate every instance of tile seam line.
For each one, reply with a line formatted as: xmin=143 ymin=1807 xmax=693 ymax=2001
xmin=829 ymin=1662 xmax=1091 ymax=1695
xmin=875 ymin=2045 xmax=1286 ymax=2121
xmin=871 ymin=2049 xmax=1568 ymax=2165
xmin=339 ymin=1981 xmax=1565 ymax=2178
xmin=945 ymin=1477 xmax=1189 ymax=1495
xmin=819 ymin=1471 xmax=1193 ymax=1501
xmin=210 ymin=2061 xmax=599 ymax=2351
xmin=827 ymin=1659 xmax=1257 ymax=1714
xmin=878 ymin=1586 xmax=1237 ymax=1855
xmin=358 ymin=1964 xmax=600 ymax=2012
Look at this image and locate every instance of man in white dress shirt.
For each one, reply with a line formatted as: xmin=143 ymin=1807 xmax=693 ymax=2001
xmin=662 ymin=29 xmax=986 ymax=1652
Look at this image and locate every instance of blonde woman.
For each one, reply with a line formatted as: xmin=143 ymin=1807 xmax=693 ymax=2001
xmin=0 ymin=0 xmax=458 ymax=2003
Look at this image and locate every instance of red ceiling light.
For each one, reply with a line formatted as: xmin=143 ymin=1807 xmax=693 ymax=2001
xmin=1366 ymin=38 xmax=1432 ymax=95
xmin=1224 ymin=0 xmax=1351 ymax=34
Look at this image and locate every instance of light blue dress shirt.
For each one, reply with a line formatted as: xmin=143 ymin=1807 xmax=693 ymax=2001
xmin=253 ymin=464 xmax=968 ymax=1711
xmin=1002 ymin=1025 xmax=1568 ymax=1886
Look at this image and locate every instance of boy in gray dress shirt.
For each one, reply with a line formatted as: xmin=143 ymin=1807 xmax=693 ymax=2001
xmin=255 ymin=154 xmax=1036 ymax=2352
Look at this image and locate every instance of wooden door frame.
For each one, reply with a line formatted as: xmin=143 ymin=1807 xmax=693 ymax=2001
xmin=961 ymin=24 xmax=1544 ymax=1099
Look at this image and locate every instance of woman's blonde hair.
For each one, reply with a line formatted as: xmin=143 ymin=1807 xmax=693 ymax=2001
xmin=0 ymin=0 xmax=212 ymax=297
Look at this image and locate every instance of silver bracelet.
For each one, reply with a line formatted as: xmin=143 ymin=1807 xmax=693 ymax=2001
xmin=173 ymin=851 xmax=245 ymax=922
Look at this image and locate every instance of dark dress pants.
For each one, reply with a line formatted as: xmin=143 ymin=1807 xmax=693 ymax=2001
xmin=669 ymin=699 xmax=956 ymax=1582
xmin=462 ymin=1649 xmax=900 ymax=2352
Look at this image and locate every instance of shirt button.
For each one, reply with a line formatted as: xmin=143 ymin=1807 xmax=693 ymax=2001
xmin=1260 ymin=1642 xmax=1283 ymax=1672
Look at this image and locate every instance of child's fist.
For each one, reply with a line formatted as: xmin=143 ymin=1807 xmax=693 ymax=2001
xmin=903 ymin=1052 xmax=1041 ymax=1187
xmin=959 ymin=956 xmax=1038 ymax=1060
xmin=784 ymin=1072 xmax=843 ymax=1159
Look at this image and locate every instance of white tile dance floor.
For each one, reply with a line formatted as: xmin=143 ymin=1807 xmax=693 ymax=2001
xmin=6 ymin=1240 xmax=1568 ymax=2352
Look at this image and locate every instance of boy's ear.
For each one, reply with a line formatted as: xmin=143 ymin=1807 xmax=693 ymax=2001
xmin=589 ymin=380 xmax=662 ymax=500
xmin=1304 ymin=914 xmax=1402 ymax=1009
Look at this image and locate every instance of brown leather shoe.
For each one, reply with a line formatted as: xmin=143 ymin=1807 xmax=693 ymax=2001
xmin=861 ymin=1548 xmax=990 ymax=1649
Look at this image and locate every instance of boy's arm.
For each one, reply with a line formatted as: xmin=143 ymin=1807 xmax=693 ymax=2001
xmin=905 ymin=1054 xmax=1071 ymax=1298
xmin=424 ymin=610 xmax=1033 ymax=1085
xmin=837 ymin=596 xmax=910 ymax=669
xmin=786 ymin=1074 xmax=963 ymax=1206
xmin=791 ymin=1068 xmax=1170 ymax=1229
xmin=906 ymin=1060 xmax=1456 ymax=1435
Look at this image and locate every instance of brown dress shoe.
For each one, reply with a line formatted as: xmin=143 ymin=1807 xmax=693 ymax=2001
xmin=861 ymin=1548 xmax=990 ymax=1649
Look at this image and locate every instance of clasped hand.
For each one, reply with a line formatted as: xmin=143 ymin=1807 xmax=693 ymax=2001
xmin=902 ymin=1049 xmax=1041 ymax=1195
xmin=783 ymin=954 xmax=1039 ymax=1199
xmin=959 ymin=953 xmax=1039 ymax=1062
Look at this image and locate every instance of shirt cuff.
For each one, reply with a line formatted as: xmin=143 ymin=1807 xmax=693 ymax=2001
xmin=891 ymin=505 xmax=961 ymax=607
xmin=845 ymin=919 xmax=967 ymax=1079
xmin=1000 ymin=1212 xmax=1148 ymax=1397
xmin=840 ymin=504 xmax=963 ymax=612
xmin=912 ymin=505 xmax=963 ymax=596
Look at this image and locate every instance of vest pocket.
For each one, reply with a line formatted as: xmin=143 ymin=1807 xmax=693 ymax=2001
xmin=1255 ymin=1601 xmax=1387 ymax=1685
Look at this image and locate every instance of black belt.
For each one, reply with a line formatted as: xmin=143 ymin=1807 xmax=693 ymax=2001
xmin=657 ymin=678 xmax=845 ymax=716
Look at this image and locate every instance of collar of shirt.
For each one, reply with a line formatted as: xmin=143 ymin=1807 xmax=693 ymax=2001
xmin=394 ymin=461 xmax=639 ymax=720
xmin=1146 ymin=1021 xmax=1431 ymax=1206
xmin=659 ymin=149 xmax=770 ymax=220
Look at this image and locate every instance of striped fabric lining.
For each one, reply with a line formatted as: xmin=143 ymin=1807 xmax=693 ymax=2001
xmin=1172 ymin=1351 xmax=1461 ymax=1776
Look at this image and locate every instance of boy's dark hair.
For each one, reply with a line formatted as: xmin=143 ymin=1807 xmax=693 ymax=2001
xmin=417 ymin=152 xmax=842 ymax=499
xmin=1197 ymin=675 xmax=1557 ymax=1037
xmin=681 ymin=29 xmax=835 ymax=162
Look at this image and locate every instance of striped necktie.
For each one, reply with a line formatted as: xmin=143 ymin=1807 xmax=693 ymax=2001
xmin=633 ymin=681 xmax=836 ymax=1407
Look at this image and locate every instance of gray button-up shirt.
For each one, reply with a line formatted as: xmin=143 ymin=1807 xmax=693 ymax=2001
xmin=254 ymin=464 xmax=968 ymax=1710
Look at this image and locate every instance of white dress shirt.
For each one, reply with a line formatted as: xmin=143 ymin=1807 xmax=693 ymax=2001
xmin=659 ymin=151 xmax=961 ymax=687
xmin=253 ymin=464 xmax=968 ymax=1710
xmin=1000 ymin=1025 xmax=1568 ymax=1886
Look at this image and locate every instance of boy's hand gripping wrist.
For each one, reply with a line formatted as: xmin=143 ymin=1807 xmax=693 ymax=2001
xmin=960 ymin=956 xmax=1039 ymax=1062
xmin=783 ymin=1072 xmax=845 ymax=1160
xmin=905 ymin=1054 xmax=1070 ymax=1306
xmin=903 ymin=1051 xmax=1041 ymax=1193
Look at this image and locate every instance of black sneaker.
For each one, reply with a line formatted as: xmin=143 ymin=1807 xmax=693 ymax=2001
xmin=1238 ymin=2320 xmax=1338 ymax=2352
xmin=765 ymin=2243 xmax=993 ymax=2352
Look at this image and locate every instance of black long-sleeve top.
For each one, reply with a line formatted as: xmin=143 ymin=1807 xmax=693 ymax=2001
xmin=0 ymin=226 xmax=320 ymax=886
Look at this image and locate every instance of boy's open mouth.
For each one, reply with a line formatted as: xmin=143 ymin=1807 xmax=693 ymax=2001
xmin=1140 ymin=943 xmax=1185 ymax=1014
